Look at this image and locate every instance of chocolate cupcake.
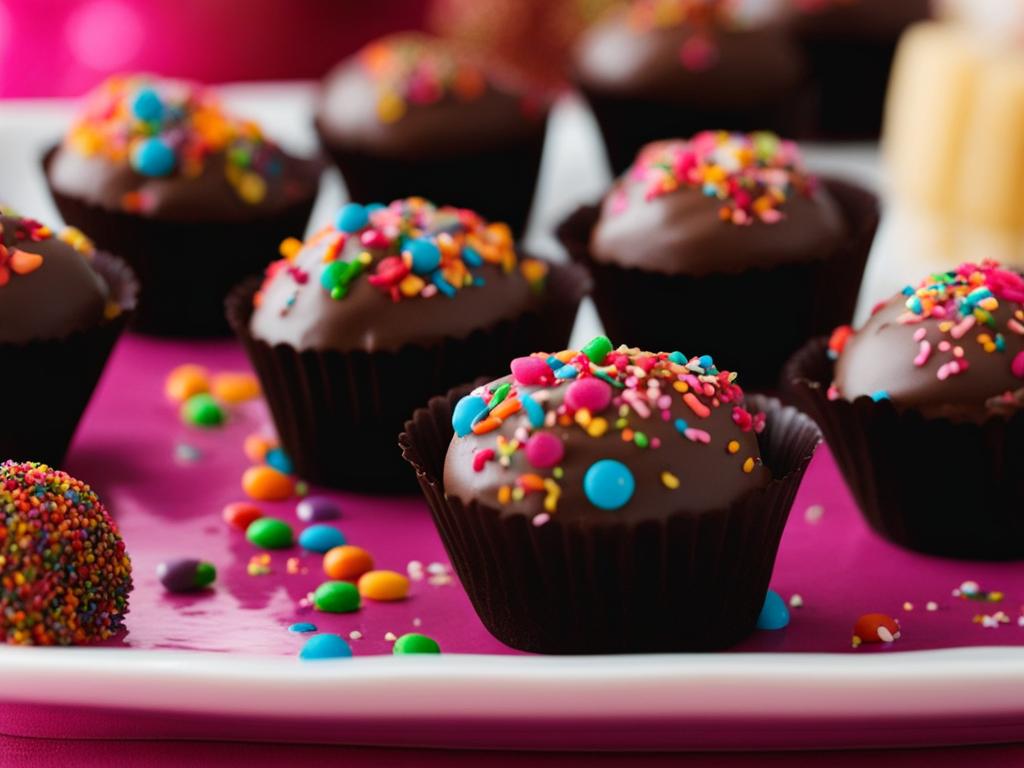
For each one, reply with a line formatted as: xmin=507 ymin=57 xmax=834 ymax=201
xmin=572 ymin=0 xmax=805 ymax=174
xmin=788 ymin=261 xmax=1024 ymax=560
xmin=0 ymin=461 xmax=133 ymax=645
xmin=315 ymin=33 xmax=550 ymax=236
xmin=44 ymin=74 xmax=320 ymax=336
xmin=559 ymin=131 xmax=878 ymax=390
xmin=0 ymin=208 xmax=136 ymax=466
xmin=400 ymin=339 xmax=821 ymax=653
xmin=791 ymin=0 xmax=931 ymax=139
xmin=228 ymin=198 xmax=589 ymax=491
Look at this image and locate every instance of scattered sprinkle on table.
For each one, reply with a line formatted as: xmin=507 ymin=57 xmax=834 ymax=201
xmin=852 ymin=613 xmax=901 ymax=647
xmin=314 ymin=581 xmax=361 ymax=613
xmin=756 ymin=590 xmax=790 ymax=630
xmin=246 ymin=517 xmax=294 ymax=549
xmin=298 ymin=524 xmax=346 ymax=553
xmin=324 ymin=545 xmax=375 ymax=581
xmin=156 ymin=558 xmax=216 ymax=593
xmin=181 ymin=393 xmax=225 ymax=427
xmin=299 ymin=634 xmax=353 ymax=660
xmin=222 ymin=501 xmax=263 ymax=531
xmin=358 ymin=570 xmax=410 ymax=602
xmin=242 ymin=465 xmax=295 ymax=501
xmin=393 ymin=633 xmax=441 ymax=655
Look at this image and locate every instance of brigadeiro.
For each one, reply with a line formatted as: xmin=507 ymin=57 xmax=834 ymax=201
xmin=0 ymin=461 xmax=133 ymax=645
xmin=44 ymin=74 xmax=320 ymax=336
xmin=786 ymin=261 xmax=1024 ymax=559
xmin=558 ymin=131 xmax=878 ymax=389
xmin=315 ymin=33 xmax=550 ymax=236
xmin=0 ymin=207 xmax=136 ymax=466
xmin=400 ymin=338 xmax=820 ymax=653
xmin=572 ymin=0 xmax=805 ymax=174
xmin=227 ymin=198 xmax=589 ymax=491
xmin=790 ymin=0 xmax=931 ymax=139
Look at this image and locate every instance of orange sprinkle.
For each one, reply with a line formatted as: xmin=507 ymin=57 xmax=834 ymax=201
xmin=498 ymin=485 xmax=512 ymax=504
xmin=517 ymin=474 xmax=546 ymax=492
xmin=9 ymin=249 xmax=43 ymax=275
xmin=490 ymin=398 xmax=521 ymax=420
xmin=727 ymin=440 xmax=740 ymax=454
xmin=683 ymin=392 xmax=711 ymax=418
xmin=621 ymin=428 xmax=634 ymax=442
xmin=743 ymin=457 xmax=755 ymax=474
xmin=472 ymin=416 xmax=502 ymax=435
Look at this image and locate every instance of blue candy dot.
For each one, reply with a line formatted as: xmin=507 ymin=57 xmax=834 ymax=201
xmin=674 ymin=418 xmax=689 ymax=433
xmin=870 ymin=390 xmax=890 ymax=402
xmin=298 ymin=524 xmax=346 ymax=554
xmin=336 ymin=203 xmax=369 ymax=233
xmin=365 ymin=202 xmax=386 ymax=214
xmin=545 ymin=355 xmax=564 ymax=370
xmin=554 ymin=366 xmax=578 ymax=380
xmin=668 ymin=351 xmax=687 ymax=365
xmin=265 ymin=447 xmax=294 ymax=475
xmin=131 ymin=138 xmax=176 ymax=177
xmin=131 ymin=87 xmax=164 ymax=122
xmin=583 ymin=460 xmax=635 ymax=511
xmin=452 ymin=394 xmax=488 ymax=437
xmin=521 ymin=393 xmax=544 ymax=428
xmin=288 ymin=622 xmax=317 ymax=633
xmin=299 ymin=633 xmax=353 ymax=660
xmin=406 ymin=239 xmax=441 ymax=275
xmin=756 ymin=590 xmax=790 ymax=630
xmin=698 ymin=354 xmax=714 ymax=370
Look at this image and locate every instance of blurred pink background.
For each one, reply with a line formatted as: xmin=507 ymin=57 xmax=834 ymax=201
xmin=0 ymin=0 xmax=425 ymax=98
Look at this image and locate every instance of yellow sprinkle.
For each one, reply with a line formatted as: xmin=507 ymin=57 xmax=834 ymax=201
xmin=574 ymin=408 xmax=592 ymax=428
xmin=586 ymin=417 xmax=608 ymax=438
xmin=377 ymin=91 xmax=406 ymax=123
xmin=673 ymin=380 xmax=689 ymax=393
xmin=727 ymin=440 xmax=740 ymax=454
xmin=399 ymin=274 xmax=425 ymax=297
xmin=279 ymin=237 xmax=302 ymax=260
xmin=236 ymin=172 xmax=267 ymax=204
xmin=661 ymin=471 xmax=680 ymax=490
xmin=743 ymin=457 xmax=755 ymax=473
xmin=358 ymin=250 xmax=373 ymax=265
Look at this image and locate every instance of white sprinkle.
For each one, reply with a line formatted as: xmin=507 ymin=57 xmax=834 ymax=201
xmin=428 ymin=574 xmax=454 ymax=587
xmin=926 ymin=601 xmax=938 ymax=612
xmin=804 ymin=504 xmax=824 ymax=524
xmin=982 ymin=615 xmax=1000 ymax=629
xmin=385 ymin=632 xmax=397 ymax=642
xmin=426 ymin=562 xmax=449 ymax=575
xmin=959 ymin=580 xmax=980 ymax=596
xmin=1018 ymin=616 xmax=1024 ymax=627
xmin=903 ymin=601 xmax=914 ymax=611
xmin=349 ymin=630 xmax=363 ymax=640
xmin=412 ymin=617 xmax=422 ymax=627
xmin=788 ymin=594 xmax=803 ymax=608
xmin=877 ymin=626 xmax=894 ymax=643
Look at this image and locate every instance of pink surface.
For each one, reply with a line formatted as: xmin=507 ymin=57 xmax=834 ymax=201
xmin=57 ymin=334 xmax=1024 ymax=658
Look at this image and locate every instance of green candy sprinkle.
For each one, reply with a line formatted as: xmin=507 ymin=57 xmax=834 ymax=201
xmin=313 ymin=581 xmax=361 ymax=613
xmin=582 ymin=335 xmax=613 ymax=365
xmin=194 ymin=561 xmax=217 ymax=588
xmin=246 ymin=517 xmax=294 ymax=549
xmin=393 ymin=633 xmax=441 ymax=655
xmin=634 ymin=432 xmax=649 ymax=449
xmin=181 ymin=393 xmax=224 ymax=428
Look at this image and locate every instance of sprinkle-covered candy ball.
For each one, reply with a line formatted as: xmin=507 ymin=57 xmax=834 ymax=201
xmin=0 ymin=461 xmax=133 ymax=645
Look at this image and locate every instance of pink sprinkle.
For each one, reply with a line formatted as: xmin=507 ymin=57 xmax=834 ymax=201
xmin=937 ymin=363 xmax=951 ymax=381
xmin=683 ymin=392 xmax=711 ymax=419
xmin=913 ymin=328 xmax=927 ymax=342
xmin=650 ymin=437 xmax=661 ymax=448
xmin=609 ymin=189 xmax=628 ymax=215
xmin=532 ymin=513 xmax=551 ymax=527
xmin=827 ymin=385 xmax=840 ymax=401
xmin=656 ymin=394 xmax=672 ymax=410
xmin=524 ymin=433 xmax=564 ymax=469
xmin=913 ymin=340 xmax=932 ymax=367
xmin=950 ymin=315 xmax=976 ymax=339
xmin=1009 ymin=319 xmax=1024 ymax=335
xmin=472 ymin=449 xmax=494 ymax=472
xmin=622 ymin=389 xmax=651 ymax=418
xmin=661 ymin=410 xmax=672 ymax=421
xmin=938 ymin=341 xmax=952 ymax=352
xmin=684 ymin=428 xmax=711 ymax=444
xmin=511 ymin=356 xmax=553 ymax=386
xmin=1012 ymin=351 xmax=1024 ymax=378
xmin=565 ymin=377 xmax=613 ymax=414
xmin=360 ymin=229 xmax=390 ymax=248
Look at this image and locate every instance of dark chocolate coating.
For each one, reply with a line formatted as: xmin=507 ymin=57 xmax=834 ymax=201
xmin=791 ymin=0 xmax=931 ymax=41
xmin=834 ymin=295 xmax=1024 ymax=421
xmin=250 ymin=239 xmax=541 ymax=354
xmin=444 ymin=374 xmax=769 ymax=521
xmin=573 ymin=8 xmax=803 ymax=109
xmin=46 ymin=144 xmax=319 ymax=223
xmin=590 ymin=168 xmax=846 ymax=276
xmin=0 ymin=215 xmax=108 ymax=343
xmin=316 ymin=40 xmax=547 ymax=160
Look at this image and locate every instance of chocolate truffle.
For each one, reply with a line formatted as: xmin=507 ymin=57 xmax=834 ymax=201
xmin=0 ymin=212 xmax=109 ymax=343
xmin=231 ymin=198 xmax=586 ymax=490
xmin=832 ymin=261 xmax=1024 ymax=421
xmin=590 ymin=132 xmax=845 ymax=276
xmin=314 ymin=33 xmax=549 ymax=235
xmin=250 ymin=198 xmax=550 ymax=352
xmin=0 ymin=461 xmax=133 ymax=645
xmin=400 ymin=339 xmax=822 ymax=652
xmin=44 ymin=74 xmax=320 ymax=336
xmin=573 ymin=0 xmax=804 ymax=173
xmin=560 ymin=131 xmax=874 ymax=388
xmin=445 ymin=344 xmax=769 ymax=521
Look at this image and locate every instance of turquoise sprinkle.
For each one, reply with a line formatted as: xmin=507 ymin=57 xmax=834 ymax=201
xmin=546 ymin=355 xmax=564 ymax=370
xmin=521 ymin=393 xmax=544 ymax=428
xmin=674 ymin=418 xmax=689 ymax=433
xmin=462 ymin=246 xmax=483 ymax=267
xmin=668 ymin=351 xmax=687 ymax=365
xmin=870 ymin=390 xmax=890 ymax=401
xmin=431 ymin=271 xmax=456 ymax=297
xmin=554 ymin=366 xmax=578 ymax=380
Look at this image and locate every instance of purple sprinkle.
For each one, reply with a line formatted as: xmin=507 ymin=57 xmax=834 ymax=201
xmin=296 ymin=496 xmax=341 ymax=523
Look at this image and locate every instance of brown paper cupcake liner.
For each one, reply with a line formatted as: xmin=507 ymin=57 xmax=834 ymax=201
xmin=314 ymin=118 xmax=546 ymax=237
xmin=557 ymin=177 xmax=878 ymax=391
xmin=579 ymin=87 xmax=812 ymax=176
xmin=43 ymin=147 xmax=319 ymax=338
xmin=400 ymin=389 xmax=821 ymax=654
xmin=785 ymin=338 xmax=1024 ymax=560
xmin=227 ymin=260 xmax=591 ymax=492
xmin=0 ymin=251 xmax=138 ymax=467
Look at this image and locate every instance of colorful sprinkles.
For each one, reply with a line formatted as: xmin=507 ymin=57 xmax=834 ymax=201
xmin=357 ymin=34 xmax=489 ymax=124
xmin=0 ymin=461 xmax=132 ymax=645
xmin=618 ymin=132 xmax=817 ymax=226
xmin=66 ymin=75 xmax=283 ymax=210
xmin=257 ymin=197 xmax=547 ymax=309
xmin=0 ymin=210 xmax=98 ymax=288
xmin=451 ymin=338 xmax=765 ymax=518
